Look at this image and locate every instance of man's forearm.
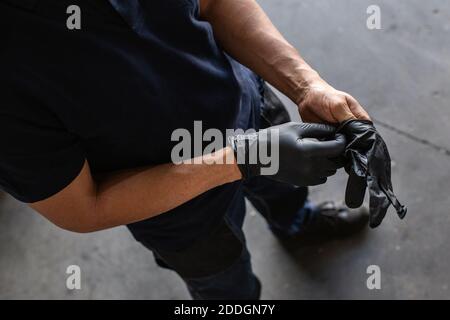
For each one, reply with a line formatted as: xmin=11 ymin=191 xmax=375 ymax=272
xmin=91 ymin=147 xmax=240 ymax=231
xmin=85 ymin=148 xmax=240 ymax=229
xmin=201 ymin=0 xmax=371 ymax=123
xmin=201 ymin=0 xmax=321 ymax=105
xmin=31 ymin=147 xmax=241 ymax=233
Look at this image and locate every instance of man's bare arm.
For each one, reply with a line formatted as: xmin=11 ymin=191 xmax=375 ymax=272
xmin=30 ymin=147 xmax=241 ymax=233
xmin=200 ymin=0 xmax=370 ymax=123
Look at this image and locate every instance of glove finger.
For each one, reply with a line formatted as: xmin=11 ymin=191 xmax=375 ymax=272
xmin=368 ymin=195 xmax=389 ymax=229
xmin=313 ymin=167 xmax=338 ymax=179
xmin=304 ymin=133 xmax=347 ymax=157
xmin=329 ymin=155 xmax=347 ymax=169
xmin=367 ymin=177 xmax=390 ymax=228
xmin=323 ymin=169 xmax=337 ymax=177
xmin=308 ymin=177 xmax=328 ymax=186
xmin=316 ymin=158 xmax=344 ymax=172
xmin=345 ymin=171 xmax=366 ymax=208
xmin=299 ymin=123 xmax=337 ymax=139
xmin=290 ymin=177 xmax=327 ymax=187
xmin=380 ymin=184 xmax=408 ymax=219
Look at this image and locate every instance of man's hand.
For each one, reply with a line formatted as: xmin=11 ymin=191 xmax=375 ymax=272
xmin=298 ymin=73 xmax=371 ymax=124
xmin=200 ymin=0 xmax=371 ymax=125
xmin=229 ymin=122 xmax=346 ymax=186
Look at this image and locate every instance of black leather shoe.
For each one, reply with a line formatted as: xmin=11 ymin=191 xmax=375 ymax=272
xmin=275 ymin=202 xmax=369 ymax=244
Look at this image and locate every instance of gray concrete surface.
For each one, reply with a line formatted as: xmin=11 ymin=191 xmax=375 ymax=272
xmin=1 ymin=0 xmax=449 ymax=299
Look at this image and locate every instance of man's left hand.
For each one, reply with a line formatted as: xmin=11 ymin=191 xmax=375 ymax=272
xmin=298 ymin=76 xmax=371 ymax=124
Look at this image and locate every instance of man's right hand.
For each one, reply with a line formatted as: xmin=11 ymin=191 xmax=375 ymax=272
xmin=229 ymin=122 xmax=346 ymax=186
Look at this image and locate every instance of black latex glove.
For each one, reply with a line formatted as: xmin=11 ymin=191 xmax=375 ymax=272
xmin=338 ymin=119 xmax=407 ymax=228
xmin=228 ymin=122 xmax=346 ymax=187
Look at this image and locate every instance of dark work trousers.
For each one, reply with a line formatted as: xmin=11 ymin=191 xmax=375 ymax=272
xmin=139 ymin=85 xmax=309 ymax=300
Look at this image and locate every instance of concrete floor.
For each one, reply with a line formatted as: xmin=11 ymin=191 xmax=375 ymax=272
xmin=1 ymin=0 xmax=449 ymax=299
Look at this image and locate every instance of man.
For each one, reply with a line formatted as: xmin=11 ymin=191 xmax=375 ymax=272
xmin=0 ymin=0 xmax=370 ymax=299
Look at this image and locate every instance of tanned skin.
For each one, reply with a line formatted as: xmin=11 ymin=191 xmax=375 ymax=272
xmin=30 ymin=0 xmax=370 ymax=233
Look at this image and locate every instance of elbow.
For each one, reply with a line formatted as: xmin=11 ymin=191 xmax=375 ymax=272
xmin=55 ymin=218 xmax=101 ymax=234
xmin=57 ymin=200 xmax=104 ymax=234
xmin=59 ymin=223 xmax=98 ymax=234
xmin=64 ymin=225 xmax=99 ymax=234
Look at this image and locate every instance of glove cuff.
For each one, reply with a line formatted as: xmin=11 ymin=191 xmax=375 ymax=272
xmin=228 ymin=134 xmax=260 ymax=180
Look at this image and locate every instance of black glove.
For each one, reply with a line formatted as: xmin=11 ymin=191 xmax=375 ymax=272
xmin=338 ymin=119 xmax=407 ymax=228
xmin=228 ymin=122 xmax=346 ymax=187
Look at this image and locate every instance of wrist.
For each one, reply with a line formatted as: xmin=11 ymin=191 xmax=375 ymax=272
xmin=291 ymin=67 xmax=323 ymax=105
xmin=222 ymin=146 xmax=243 ymax=183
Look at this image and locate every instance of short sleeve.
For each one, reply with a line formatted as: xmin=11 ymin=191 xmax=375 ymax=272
xmin=0 ymin=73 xmax=86 ymax=204
xmin=0 ymin=111 xmax=86 ymax=203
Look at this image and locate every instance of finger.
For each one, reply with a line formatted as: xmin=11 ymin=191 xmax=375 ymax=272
xmin=331 ymin=100 xmax=356 ymax=123
xmin=312 ymin=162 xmax=338 ymax=177
xmin=299 ymin=122 xmax=337 ymax=139
xmin=315 ymin=158 xmax=343 ymax=172
xmin=368 ymin=184 xmax=390 ymax=228
xmin=345 ymin=172 xmax=366 ymax=208
xmin=299 ymin=107 xmax=324 ymax=124
xmin=303 ymin=133 xmax=347 ymax=157
xmin=329 ymin=155 xmax=347 ymax=168
xmin=345 ymin=95 xmax=371 ymax=121
xmin=308 ymin=177 xmax=328 ymax=187
xmin=322 ymin=169 xmax=337 ymax=177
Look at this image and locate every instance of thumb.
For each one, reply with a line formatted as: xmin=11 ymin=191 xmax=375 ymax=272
xmin=303 ymin=133 xmax=347 ymax=157
xmin=345 ymin=95 xmax=371 ymax=121
xmin=345 ymin=171 xmax=367 ymax=208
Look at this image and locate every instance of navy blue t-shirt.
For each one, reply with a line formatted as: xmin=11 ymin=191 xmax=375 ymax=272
xmin=0 ymin=0 xmax=262 ymax=249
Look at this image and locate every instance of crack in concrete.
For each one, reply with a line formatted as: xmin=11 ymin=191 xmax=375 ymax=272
xmin=373 ymin=118 xmax=450 ymax=157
